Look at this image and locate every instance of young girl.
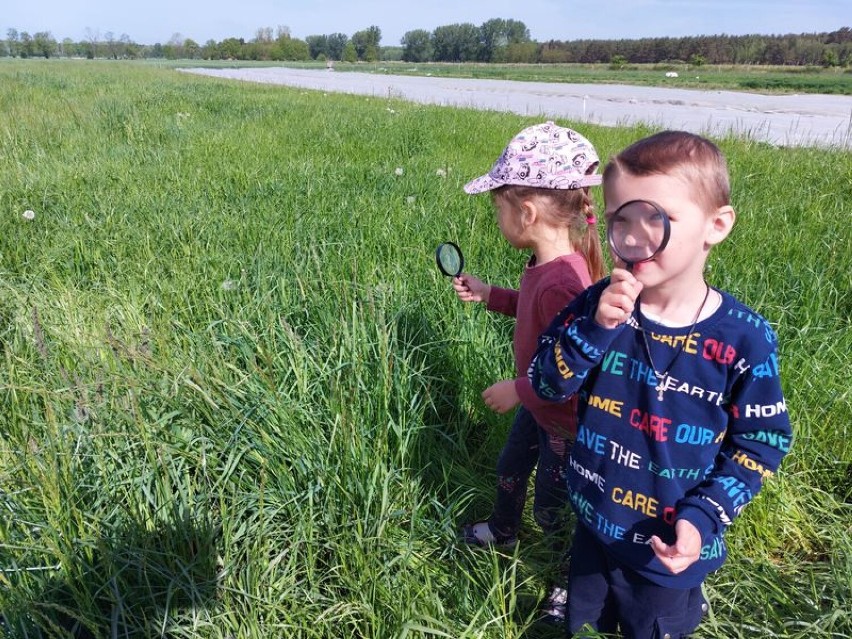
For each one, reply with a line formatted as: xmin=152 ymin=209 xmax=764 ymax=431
xmin=454 ymin=121 xmax=604 ymax=622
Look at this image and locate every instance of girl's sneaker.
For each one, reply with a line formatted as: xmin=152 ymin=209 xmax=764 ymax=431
xmin=461 ymin=521 xmax=518 ymax=549
xmin=538 ymin=584 xmax=568 ymax=626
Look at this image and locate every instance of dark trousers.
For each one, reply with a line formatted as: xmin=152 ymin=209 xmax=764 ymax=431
xmin=489 ymin=407 xmax=571 ymax=540
xmin=567 ymin=523 xmax=707 ymax=639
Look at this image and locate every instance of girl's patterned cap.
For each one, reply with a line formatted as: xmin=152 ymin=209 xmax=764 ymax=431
xmin=464 ymin=121 xmax=602 ymax=194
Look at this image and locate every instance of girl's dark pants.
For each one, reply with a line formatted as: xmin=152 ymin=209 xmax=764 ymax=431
xmin=490 ymin=406 xmax=571 ymax=542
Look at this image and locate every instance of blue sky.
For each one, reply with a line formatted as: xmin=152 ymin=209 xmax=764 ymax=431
xmin=4 ymin=0 xmax=848 ymax=46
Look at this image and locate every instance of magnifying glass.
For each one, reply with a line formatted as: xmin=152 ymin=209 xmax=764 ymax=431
xmin=607 ymin=200 xmax=671 ymax=270
xmin=436 ymin=242 xmax=465 ymax=277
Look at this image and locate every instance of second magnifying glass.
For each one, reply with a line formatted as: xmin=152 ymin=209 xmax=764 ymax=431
xmin=607 ymin=199 xmax=671 ymax=271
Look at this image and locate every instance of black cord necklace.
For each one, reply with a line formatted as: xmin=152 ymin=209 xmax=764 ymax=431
xmin=638 ymin=282 xmax=711 ymax=401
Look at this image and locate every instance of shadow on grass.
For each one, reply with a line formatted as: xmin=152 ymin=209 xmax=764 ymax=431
xmin=1 ymin=514 xmax=219 ymax=638
xmin=394 ymin=305 xmax=578 ymax=633
xmin=393 ymin=306 xmax=489 ymax=488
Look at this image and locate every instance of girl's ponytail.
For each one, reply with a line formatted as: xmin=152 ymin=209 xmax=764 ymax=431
xmin=578 ymin=189 xmax=605 ymax=282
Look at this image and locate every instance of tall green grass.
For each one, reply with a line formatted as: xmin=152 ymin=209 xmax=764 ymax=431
xmin=0 ymin=59 xmax=849 ymax=638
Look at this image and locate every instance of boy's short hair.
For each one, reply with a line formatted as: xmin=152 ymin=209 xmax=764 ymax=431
xmin=602 ymin=131 xmax=730 ymax=211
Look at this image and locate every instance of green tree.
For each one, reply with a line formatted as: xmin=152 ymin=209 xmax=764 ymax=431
xmin=351 ymin=26 xmax=381 ymax=60
xmin=342 ymin=41 xmax=357 ymax=63
xmin=401 ymin=29 xmax=432 ymax=62
xmin=381 ymin=46 xmax=402 ymax=61
xmin=219 ymin=37 xmax=243 ymax=60
xmin=6 ymin=28 xmax=20 ymax=57
xmin=326 ymin=33 xmax=348 ymax=60
xmin=104 ymin=31 xmax=121 ymax=58
xmin=275 ymin=34 xmax=310 ymax=61
xmin=688 ymin=53 xmax=706 ymax=67
xmin=609 ymin=53 xmax=627 ymax=69
xmin=363 ymin=44 xmax=379 ymax=62
xmin=184 ymin=38 xmax=200 ymax=59
xmin=821 ymin=46 xmax=840 ymax=67
xmin=84 ymin=27 xmax=100 ymax=58
xmin=202 ymin=39 xmax=218 ymax=59
xmin=32 ymin=32 xmax=57 ymax=58
xmin=431 ymin=23 xmax=480 ymax=62
xmin=306 ymin=35 xmax=328 ymax=59
xmin=505 ymin=41 xmax=538 ymax=63
xmin=479 ymin=18 xmax=530 ymax=62
xmin=19 ymin=31 xmax=34 ymax=58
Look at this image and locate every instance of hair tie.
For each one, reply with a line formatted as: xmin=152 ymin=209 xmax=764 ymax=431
xmin=586 ymin=215 xmax=597 ymax=225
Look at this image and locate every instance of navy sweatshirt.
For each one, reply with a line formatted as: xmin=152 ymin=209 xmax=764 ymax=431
xmin=529 ymin=278 xmax=792 ymax=588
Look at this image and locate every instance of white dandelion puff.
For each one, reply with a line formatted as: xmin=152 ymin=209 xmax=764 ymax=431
xmin=22 ymin=210 xmax=36 ymax=220
xmin=221 ymin=279 xmax=238 ymax=291
xmin=406 ymin=196 xmax=416 ymax=204
xmin=435 ymin=168 xmax=447 ymax=178
xmin=72 ymin=405 xmax=90 ymax=424
xmin=394 ymin=167 xmax=404 ymax=176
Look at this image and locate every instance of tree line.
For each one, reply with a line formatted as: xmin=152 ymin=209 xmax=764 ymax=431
xmin=2 ymin=22 xmax=850 ymax=67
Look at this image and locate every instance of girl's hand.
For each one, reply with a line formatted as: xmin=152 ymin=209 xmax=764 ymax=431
xmin=594 ymin=268 xmax=643 ymax=328
xmin=453 ymin=274 xmax=491 ymax=304
xmin=650 ymin=519 xmax=702 ymax=574
xmin=482 ymin=379 xmax=520 ymax=414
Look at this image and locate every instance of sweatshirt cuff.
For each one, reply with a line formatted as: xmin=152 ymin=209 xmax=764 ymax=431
xmin=515 ymin=376 xmax=538 ymax=408
xmin=486 ymin=286 xmax=514 ymax=315
xmin=677 ymin=504 xmax=719 ymax=543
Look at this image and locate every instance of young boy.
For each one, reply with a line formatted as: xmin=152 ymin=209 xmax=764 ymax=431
xmin=528 ymin=131 xmax=792 ymax=638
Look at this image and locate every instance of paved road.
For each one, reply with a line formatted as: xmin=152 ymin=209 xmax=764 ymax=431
xmin=180 ymin=67 xmax=852 ymax=149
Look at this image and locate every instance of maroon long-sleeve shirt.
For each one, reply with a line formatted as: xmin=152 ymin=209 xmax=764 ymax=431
xmin=487 ymin=252 xmax=592 ymax=437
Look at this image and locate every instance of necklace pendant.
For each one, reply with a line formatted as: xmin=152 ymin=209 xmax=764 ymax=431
xmin=655 ymin=373 xmax=666 ymax=401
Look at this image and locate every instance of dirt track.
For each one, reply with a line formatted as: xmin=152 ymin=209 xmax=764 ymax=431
xmin=180 ymin=67 xmax=852 ymax=149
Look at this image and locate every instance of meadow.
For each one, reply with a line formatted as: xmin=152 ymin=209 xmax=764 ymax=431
xmin=0 ymin=59 xmax=850 ymax=638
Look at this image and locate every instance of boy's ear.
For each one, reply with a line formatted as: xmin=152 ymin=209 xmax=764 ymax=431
xmin=707 ymin=205 xmax=735 ymax=246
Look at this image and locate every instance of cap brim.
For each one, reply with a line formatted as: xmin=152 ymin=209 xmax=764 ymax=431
xmin=578 ymin=174 xmax=603 ymax=187
xmin=464 ymin=171 xmax=602 ymax=194
xmin=463 ymin=173 xmax=502 ymax=194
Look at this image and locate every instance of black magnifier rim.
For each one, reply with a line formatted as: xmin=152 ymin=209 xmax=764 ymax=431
xmin=606 ymin=199 xmax=671 ymax=267
xmin=436 ymin=241 xmax=464 ymax=277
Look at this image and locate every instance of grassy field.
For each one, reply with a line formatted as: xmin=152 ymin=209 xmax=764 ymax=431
xmin=169 ymin=59 xmax=852 ymax=95
xmin=0 ymin=59 xmax=850 ymax=638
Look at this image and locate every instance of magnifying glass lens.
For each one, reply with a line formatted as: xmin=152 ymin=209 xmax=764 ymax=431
xmin=436 ymin=242 xmax=464 ymax=277
xmin=607 ymin=200 xmax=670 ymax=267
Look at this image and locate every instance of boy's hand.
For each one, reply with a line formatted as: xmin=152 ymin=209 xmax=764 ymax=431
xmin=453 ymin=274 xmax=491 ymax=304
xmin=482 ymin=379 xmax=520 ymax=414
xmin=595 ymin=268 xmax=643 ymax=328
xmin=650 ymin=519 xmax=702 ymax=574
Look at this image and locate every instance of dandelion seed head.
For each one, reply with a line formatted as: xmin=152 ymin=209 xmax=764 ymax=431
xmin=395 ymin=167 xmax=404 ymax=176
xmin=22 ymin=210 xmax=35 ymax=220
xmin=436 ymin=168 xmax=447 ymax=178
xmin=72 ymin=405 xmax=90 ymax=424
xmin=221 ymin=280 xmax=238 ymax=291
xmin=406 ymin=196 xmax=416 ymax=204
